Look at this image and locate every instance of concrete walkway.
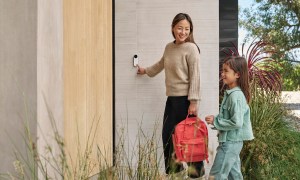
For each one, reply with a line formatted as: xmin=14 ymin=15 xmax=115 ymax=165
xmin=282 ymin=91 xmax=300 ymax=131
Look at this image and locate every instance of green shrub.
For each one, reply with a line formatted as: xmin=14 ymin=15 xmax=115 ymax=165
xmin=241 ymin=87 xmax=300 ymax=179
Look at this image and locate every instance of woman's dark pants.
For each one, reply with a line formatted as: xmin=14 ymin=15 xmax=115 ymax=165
xmin=162 ymin=96 xmax=204 ymax=177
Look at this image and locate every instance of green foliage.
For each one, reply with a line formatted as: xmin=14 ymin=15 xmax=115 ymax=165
xmin=240 ymin=0 xmax=300 ymax=56
xmin=274 ymin=60 xmax=300 ymax=90
xmin=221 ymin=41 xmax=282 ymax=93
xmin=241 ymin=87 xmax=300 ymax=179
xmin=239 ymin=0 xmax=300 ymax=90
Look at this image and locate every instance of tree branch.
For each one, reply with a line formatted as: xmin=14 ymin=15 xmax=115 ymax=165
xmin=287 ymin=45 xmax=300 ymax=51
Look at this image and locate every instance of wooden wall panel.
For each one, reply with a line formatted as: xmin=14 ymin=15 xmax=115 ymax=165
xmin=63 ymin=0 xmax=113 ymax=173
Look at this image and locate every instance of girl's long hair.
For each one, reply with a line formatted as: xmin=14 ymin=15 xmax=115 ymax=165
xmin=171 ymin=13 xmax=200 ymax=53
xmin=224 ymin=56 xmax=251 ymax=103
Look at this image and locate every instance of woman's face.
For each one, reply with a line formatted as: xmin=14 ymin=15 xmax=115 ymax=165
xmin=172 ymin=19 xmax=190 ymax=44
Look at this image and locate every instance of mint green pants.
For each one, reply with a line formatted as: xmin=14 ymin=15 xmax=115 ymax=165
xmin=209 ymin=141 xmax=243 ymax=180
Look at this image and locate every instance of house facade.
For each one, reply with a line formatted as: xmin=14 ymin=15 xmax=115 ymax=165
xmin=0 ymin=0 xmax=237 ymax=177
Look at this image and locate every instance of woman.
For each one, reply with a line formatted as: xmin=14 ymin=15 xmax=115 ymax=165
xmin=137 ymin=13 xmax=204 ymax=178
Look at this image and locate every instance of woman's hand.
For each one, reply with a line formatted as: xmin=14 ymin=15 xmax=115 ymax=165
xmin=188 ymin=101 xmax=198 ymax=116
xmin=205 ymin=115 xmax=214 ymax=125
xmin=137 ymin=65 xmax=146 ymax=75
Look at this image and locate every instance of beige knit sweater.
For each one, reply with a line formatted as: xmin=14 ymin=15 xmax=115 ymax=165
xmin=146 ymin=42 xmax=200 ymax=101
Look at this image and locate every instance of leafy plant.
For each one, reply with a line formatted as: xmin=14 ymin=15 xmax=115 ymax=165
xmin=240 ymin=0 xmax=300 ymax=58
xmin=221 ymin=40 xmax=282 ymax=93
xmin=221 ymin=41 xmax=300 ymax=179
xmin=239 ymin=0 xmax=300 ymax=90
xmin=240 ymin=85 xmax=300 ymax=179
xmin=273 ymin=60 xmax=300 ymax=91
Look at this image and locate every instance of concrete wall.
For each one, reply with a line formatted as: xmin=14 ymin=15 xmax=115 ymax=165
xmin=0 ymin=0 xmax=37 ymax=173
xmin=37 ymin=0 xmax=64 ymax=178
xmin=0 ymin=0 xmax=112 ymax=177
xmin=0 ymin=0 xmax=64 ymax=177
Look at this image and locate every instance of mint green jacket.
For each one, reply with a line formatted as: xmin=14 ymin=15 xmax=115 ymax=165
xmin=213 ymin=87 xmax=254 ymax=142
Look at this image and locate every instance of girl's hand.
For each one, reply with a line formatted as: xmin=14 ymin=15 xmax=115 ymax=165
xmin=188 ymin=102 xmax=198 ymax=116
xmin=137 ymin=65 xmax=146 ymax=75
xmin=205 ymin=115 xmax=214 ymax=125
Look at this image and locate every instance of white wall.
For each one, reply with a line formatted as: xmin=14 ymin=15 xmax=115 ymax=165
xmin=115 ymin=0 xmax=219 ymax=175
xmin=37 ymin=0 xmax=63 ymax=179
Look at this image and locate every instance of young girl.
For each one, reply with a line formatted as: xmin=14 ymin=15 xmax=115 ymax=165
xmin=137 ymin=13 xmax=204 ymax=178
xmin=205 ymin=56 xmax=254 ymax=179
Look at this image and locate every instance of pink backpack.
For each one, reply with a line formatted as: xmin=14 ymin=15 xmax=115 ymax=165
xmin=172 ymin=116 xmax=209 ymax=162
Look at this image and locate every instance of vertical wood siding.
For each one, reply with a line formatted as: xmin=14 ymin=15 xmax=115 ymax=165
xmin=63 ymin=0 xmax=113 ymax=172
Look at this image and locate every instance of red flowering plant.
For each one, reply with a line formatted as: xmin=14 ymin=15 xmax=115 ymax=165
xmin=220 ymin=40 xmax=282 ymax=96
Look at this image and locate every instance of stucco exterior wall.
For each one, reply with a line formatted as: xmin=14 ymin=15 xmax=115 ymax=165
xmin=37 ymin=0 xmax=64 ymax=178
xmin=115 ymin=0 xmax=219 ymax=174
xmin=0 ymin=0 xmax=37 ymax=173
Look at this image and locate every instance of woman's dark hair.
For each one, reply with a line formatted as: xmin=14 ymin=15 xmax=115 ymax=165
xmin=223 ymin=56 xmax=251 ymax=103
xmin=171 ymin=13 xmax=200 ymax=53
